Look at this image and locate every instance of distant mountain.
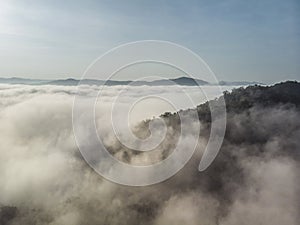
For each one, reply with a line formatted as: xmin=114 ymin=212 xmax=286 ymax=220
xmin=46 ymin=78 xmax=79 ymax=86
xmin=170 ymin=77 xmax=209 ymax=86
xmin=218 ymin=80 xmax=264 ymax=86
xmin=0 ymin=76 xmax=209 ymax=86
xmin=46 ymin=76 xmax=209 ymax=86
xmin=0 ymin=76 xmax=262 ymax=86
xmin=47 ymin=78 xmax=132 ymax=86
xmin=0 ymin=77 xmax=48 ymax=84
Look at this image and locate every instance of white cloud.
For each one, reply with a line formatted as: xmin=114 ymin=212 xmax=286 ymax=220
xmin=0 ymin=84 xmax=298 ymax=225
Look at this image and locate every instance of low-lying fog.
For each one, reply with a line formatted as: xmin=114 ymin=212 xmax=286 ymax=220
xmin=0 ymin=84 xmax=298 ymax=225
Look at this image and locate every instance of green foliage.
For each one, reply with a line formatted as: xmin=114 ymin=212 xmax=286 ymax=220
xmin=161 ymin=81 xmax=300 ymax=122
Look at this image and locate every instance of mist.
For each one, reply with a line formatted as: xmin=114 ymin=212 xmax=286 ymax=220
xmin=0 ymin=83 xmax=299 ymax=225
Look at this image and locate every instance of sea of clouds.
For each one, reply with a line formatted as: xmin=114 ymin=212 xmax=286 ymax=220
xmin=0 ymin=84 xmax=299 ymax=225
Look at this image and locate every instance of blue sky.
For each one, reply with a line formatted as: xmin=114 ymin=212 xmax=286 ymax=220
xmin=0 ymin=0 xmax=299 ymax=82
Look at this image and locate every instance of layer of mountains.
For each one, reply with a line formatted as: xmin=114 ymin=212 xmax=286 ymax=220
xmin=0 ymin=76 xmax=263 ymax=86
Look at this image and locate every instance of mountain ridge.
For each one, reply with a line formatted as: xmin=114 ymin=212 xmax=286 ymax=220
xmin=0 ymin=76 xmax=263 ymax=86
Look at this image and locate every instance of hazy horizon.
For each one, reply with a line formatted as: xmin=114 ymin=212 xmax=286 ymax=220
xmin=0 ymin=0 xmax=299 ymax=83
xmin=0 ymin=75 xmax=272 ymax=83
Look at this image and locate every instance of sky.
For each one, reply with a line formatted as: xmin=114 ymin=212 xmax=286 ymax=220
xmin=0 ymin=0 xmax=299 ymax=83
